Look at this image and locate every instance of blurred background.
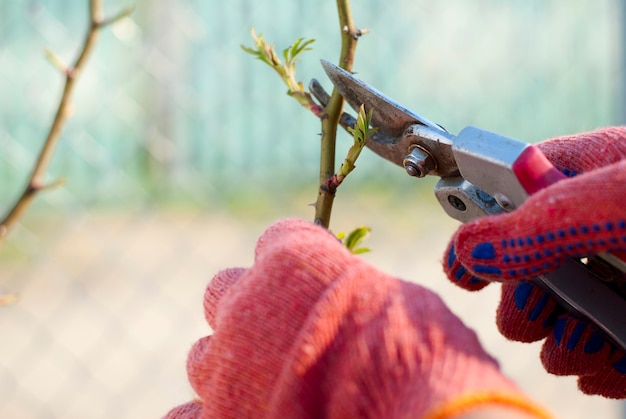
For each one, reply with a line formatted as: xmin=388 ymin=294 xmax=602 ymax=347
xmin=0 ymin=0 xmax=624 ymax=417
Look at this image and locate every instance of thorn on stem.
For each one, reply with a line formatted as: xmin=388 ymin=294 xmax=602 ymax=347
xmin=27 ymin=177 xmax=66 ymax=195
xmin=45 ymin=49 xmax=70 ymax=74
xmin=95 ymin=6 xmax=135 ymax=29
xmin=41 ymin=177 xmax=67 ymax=191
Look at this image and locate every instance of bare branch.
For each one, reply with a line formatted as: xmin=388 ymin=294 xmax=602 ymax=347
xmin=0 ymin=1 xmax=132 ymax=241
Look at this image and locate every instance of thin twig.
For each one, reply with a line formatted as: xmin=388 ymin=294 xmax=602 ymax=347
xmin=241 ymin=30 xmax=324 ymax=117
xmin=0 ymin=1 xmax=132 ymax=241
xmin=314 ymin=0 xmax=363 ymax=228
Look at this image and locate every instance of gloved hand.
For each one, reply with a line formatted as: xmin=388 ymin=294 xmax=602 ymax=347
xmin=165 ymin=219 xmax=550 ymax=419
xmin=443 ymin=126 xmax=626 ymax=398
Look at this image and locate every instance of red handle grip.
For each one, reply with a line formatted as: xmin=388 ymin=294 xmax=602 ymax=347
xmin=512 ymin=145 xmax=567 ymax=194
xmin=512 ymin=144 xmax=626 ymax=272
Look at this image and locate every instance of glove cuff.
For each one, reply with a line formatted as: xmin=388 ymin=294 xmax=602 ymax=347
xmin=421 ymin=392 xmax=553 ymax=419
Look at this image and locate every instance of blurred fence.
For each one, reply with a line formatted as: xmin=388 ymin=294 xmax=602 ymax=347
xmin=0 ymin=1 xmax=625 ymax=418
xmin=0 ymin=0 xmax=623 ymax=206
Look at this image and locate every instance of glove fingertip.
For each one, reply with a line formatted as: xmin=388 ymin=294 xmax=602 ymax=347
xmin=187 ymin=336 xmax=213 ymax=397
xmin=205 ymin=267 xmax=246 ymax=328
xmin=450 ymin=220 xmax=523 ymax=283
xmin=443 ymin=240 xmax=489 ymax=291
xmin=578 ymin=360 xmax=626 ymax=398
xmin=443 ymin=242 xmax=490 ymax=291
xmin=496 ymin=283 xmax=558 ymax=343
xmin=540 ymin=316 xmax=620 ymax=378
xmin=164 ymin=400 xmax=203 ymax=419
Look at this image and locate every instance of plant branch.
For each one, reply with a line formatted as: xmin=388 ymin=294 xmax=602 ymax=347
xmin=314 ymin=0 xmax=365 ymax=228
xmin=0 ymin=0 xmax=132 ymax=241
xmin=241 ymin=29 xmax=323 ymax=117
xmin=324 ymin=105 xmax=377 ymax=194
xmin=240 ymin=1 xmax=367 ymax=229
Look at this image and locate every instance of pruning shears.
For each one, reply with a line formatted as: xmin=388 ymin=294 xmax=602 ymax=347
xmin=312 ymin=60 xmax=626 ymax=353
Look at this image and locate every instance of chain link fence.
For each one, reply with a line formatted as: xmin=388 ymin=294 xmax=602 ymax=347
xmin=0 ymin=0 xmax=624 ymax=417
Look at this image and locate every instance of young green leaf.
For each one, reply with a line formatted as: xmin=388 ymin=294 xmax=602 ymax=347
xmin=241 ymin=28 xmax=320 ymax=114
xmin=347 ymin=104 xmax=377 ymax=147
xmin=338 ymin=226 xmax=371 ymax=254
xmin=338 ymin=105 xmax=378 ymax=179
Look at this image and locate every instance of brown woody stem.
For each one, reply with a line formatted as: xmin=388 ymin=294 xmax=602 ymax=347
xmin=314 ymin=0 xmax=361 ymax=228
xmin=0 ymin=0 xmax=132 ymax=241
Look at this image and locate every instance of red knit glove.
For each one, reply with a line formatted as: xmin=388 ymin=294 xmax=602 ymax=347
xmin=165 ymin=219 xmax=550 ymax=419
xmin=443 ymin=127 xmax=626 ymax=398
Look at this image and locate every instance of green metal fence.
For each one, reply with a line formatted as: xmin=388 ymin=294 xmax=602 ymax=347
xmin=1 ymin=0 xmax=622 ymax=209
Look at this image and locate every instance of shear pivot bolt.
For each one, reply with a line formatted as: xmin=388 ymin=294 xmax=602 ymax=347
xmin=448 ymin=195 xmax=467 ymax=212
xmin=403 ymin=145 xmax=435 ymax=178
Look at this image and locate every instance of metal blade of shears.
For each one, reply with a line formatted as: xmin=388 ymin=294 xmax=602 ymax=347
xmin=320 ymin=60 xmax=445 ymax=136
xmin=320 ymin=60 xmax=453 ymax=169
